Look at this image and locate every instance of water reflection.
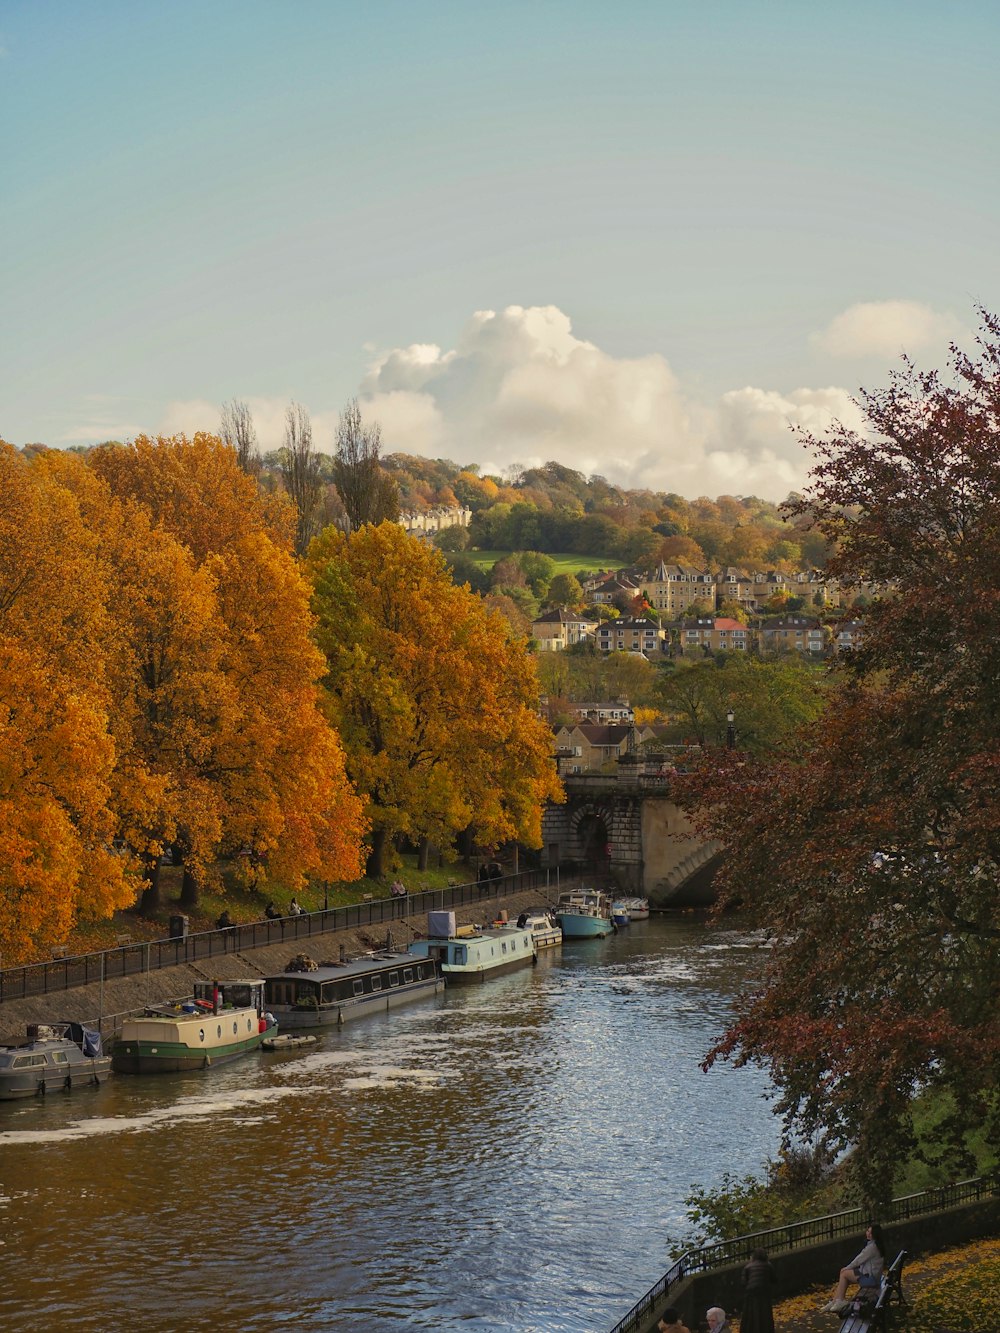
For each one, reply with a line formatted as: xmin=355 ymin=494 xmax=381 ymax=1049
xmin=0 ymin=916 xmax=778 ymax=1332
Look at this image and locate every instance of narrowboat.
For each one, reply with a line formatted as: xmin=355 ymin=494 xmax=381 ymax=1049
xmin=0 ymin=1022 xmax=111 ymax=1100
xmin=111 ymin=979 xmax=274 ymax=1074
xmin=407 ymin=911 xmax=537 ymax=984
xmin=264 ymin=951 xmax=444 ymax=1029
xmin=554 ymin=890 xmax=615 ymax=939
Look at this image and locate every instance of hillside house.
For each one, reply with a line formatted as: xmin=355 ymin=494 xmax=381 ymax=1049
xmin=531 ymin=608 xmax=598 ymax=651
xmin=594 ymin=617 xmax=664 ymax=656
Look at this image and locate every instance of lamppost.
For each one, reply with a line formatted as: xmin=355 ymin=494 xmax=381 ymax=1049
xmin=726 ymin=710 xmax=736 ymax=750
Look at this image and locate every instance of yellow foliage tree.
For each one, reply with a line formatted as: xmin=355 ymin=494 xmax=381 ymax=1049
xmin=307 ymin=523 xmax=563 ymax=877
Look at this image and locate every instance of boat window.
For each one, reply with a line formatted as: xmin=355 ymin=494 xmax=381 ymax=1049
xmin=389 ymin=972 xmax=399 ymax=986
xmin=52 ymin=1051 xmax=69 ymax=1064
xmin=501 ymin=942 xmax=507 ymax=954
xmin=371 ymin=975 xmax=382 ymax=991
xmin=233 ymin=1021 xmax=239 ymax=1035
xmin=13 ymin=1054 xmax=47 ymax=1068
xmin=217 ymin=1025 xmax=222 ymax=1038
xmin=199 ymin=1029 xmax=206 ymax=1042
xmin=353 ymin=979 xmax=364 ymax=996
xmin=403 ymin=968 xmax=413 ymax=983
xmin=453 ymin=947 xmax=466 ymax=965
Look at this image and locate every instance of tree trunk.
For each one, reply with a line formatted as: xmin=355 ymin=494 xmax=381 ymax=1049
xmin=366 ymin=827 xmax=387 ymax=879
xmin=179 ymin=864 xmax=199 ymax=910
xmin=418 ymin=837 xmax=431 ymax=871
xmin=139 ymin=858 xmax=161 ymax=916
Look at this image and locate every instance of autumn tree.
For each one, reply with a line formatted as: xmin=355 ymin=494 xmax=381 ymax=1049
xmin=331 ymin=398 xmax=399 ymax=531
xmin=0 ymin=446 xmax=132 ymax=960
xmin=89 ymin=435 xmax=364 ymax=908
xmin=674 ymin=313 xmax=1000 ymax=1205
xmin=307 ymin=523 xmax=562 ymax=877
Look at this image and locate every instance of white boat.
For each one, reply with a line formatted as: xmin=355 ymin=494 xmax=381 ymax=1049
xmin=624 ymin=896 xmax=650 ymax=920
xmin=112 ymin=979 xmax=274 ymax=1073
xmin=0 ymin=1022 xmax=111 ymax=1099
xmin=555 ymin=890 xmax=615 ymax=939
xmin=408 ymin=912 xmax=536 ymax=984
xmin=502 ymin=908 xmax=562 ymax=950
xmin=264 ymin=951 xmax=443 ymax=1029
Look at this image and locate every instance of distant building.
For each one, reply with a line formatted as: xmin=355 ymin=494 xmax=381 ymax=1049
xmin=594 ymin=617 xmax=664 ymax=656
xmin=640 ymin=561 xmax=717 ymax=615
xmin=531 ymin=608 xmax=598 ymax=651
xmin=759 ymin=615 xmax=826 ymax=654
xmin=677 ymin=616 xmax=753 ymax=653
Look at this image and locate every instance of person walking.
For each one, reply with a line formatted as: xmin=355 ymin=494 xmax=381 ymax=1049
xmin=656 ymin=1308 xmax=690 ymax=1333
xmin=740 ymin=1248 xmax=776 ymax=1333
xmin=820 ymin=1222 xmax=886 ymax=1313
xmin=705 ymin=1308 xmax=730 ymax=1333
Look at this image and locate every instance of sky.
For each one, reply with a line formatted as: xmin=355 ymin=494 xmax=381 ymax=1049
xmin=2 ymin=1 xmax=998 ymax=500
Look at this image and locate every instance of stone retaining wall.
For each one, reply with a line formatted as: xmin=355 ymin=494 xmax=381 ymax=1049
xmin=0 ymin=888 xmax=556 ymax=1043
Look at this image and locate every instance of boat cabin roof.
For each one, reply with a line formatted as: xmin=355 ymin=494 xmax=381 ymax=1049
xmin=265 ymin=951 xmax=415 ymax=984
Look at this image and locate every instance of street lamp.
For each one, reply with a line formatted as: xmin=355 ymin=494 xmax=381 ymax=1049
xmin=726 ymin=710 xmax=736 ymax=750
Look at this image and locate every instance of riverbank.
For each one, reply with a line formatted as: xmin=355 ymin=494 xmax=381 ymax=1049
xmin=0 ymin=886 xmax=558 ymax=1041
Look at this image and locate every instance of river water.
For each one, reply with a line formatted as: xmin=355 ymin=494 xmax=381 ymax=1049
xmin=0 ymin=916 xmax=779 ymax=1333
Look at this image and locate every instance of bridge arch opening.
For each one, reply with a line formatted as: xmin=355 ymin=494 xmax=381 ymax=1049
xmin=575 ymin=810 xmax=611 ymax=879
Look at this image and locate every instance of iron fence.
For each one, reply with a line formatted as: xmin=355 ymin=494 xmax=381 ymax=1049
xmin=607 ymin=1173 xmax=1000 ymax=1333
xmin=0 ymin=870 xmax=554 ymax=1007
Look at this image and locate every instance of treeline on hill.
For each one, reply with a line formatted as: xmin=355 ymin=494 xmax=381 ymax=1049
xmin=0 ymin=434 xmax=560 ymax=964
xmin=292 ymin=453 xmax=830 ymax=570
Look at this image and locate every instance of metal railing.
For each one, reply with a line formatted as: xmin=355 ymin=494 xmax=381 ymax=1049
xmin=607 ymin=1173 xmax=1000 ymax=1333
xmin=0 ymin=870 xmax=555 ymax=1007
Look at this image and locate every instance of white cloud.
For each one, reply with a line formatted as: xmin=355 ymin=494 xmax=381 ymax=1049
xmin=360 ymin=305 xmax=847 ymax=498
xmin=812 ymin=300 xmax=967 ymax=361
xmin=147 ymin=304 xmax=884 ymax=500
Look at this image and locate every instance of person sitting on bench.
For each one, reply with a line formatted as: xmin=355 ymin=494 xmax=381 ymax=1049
xmin=820 ymin=1222 xmax=886 ymax=1314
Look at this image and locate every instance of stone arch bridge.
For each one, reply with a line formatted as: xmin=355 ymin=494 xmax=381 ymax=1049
xmin=540 ymin=763 xmax=722 ymax=907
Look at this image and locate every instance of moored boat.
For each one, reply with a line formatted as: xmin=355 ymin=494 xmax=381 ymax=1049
xmin=112 ymin=979 xmax=274 ymax=1074
xmin=624 ymin=896 xmax=650 ymax=920
xmin=505 ymin=908 xmax=562 ymax=950
xmin=407 ymin=911 xmax=536 ymax=984
xmin=261 ymin=1033 xmax=317 ymax=1051
xmin=264 ymin=951 xmax=444 ymax=1029
xmin=555 ymin=890 xmax=615 ymax=939
xmin=0 ymin=1022 xmax=111 ymax=1100
xmin=611 ymin=900 xmax=631 ymax=926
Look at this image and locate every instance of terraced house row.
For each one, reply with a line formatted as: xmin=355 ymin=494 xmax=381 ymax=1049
xmin=533 ymin=609 xmax=864 ymax=659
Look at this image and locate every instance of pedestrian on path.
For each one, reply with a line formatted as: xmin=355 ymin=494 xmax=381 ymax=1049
xmin=706 ymin=1308 xmax=730 ymax=1332
xmin=656 ymin=1308 xmax=690 ymax=1333
xmin=740 ymin=1248 xmax=776 ymax=1333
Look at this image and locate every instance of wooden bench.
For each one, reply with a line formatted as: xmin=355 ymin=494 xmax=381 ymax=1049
xmin=51 ymin=945 xmax=69 ymax=959
xmin=362 ymin=893 xmax=373 ymax=903
xmin=115 ymin=933 xmax=134 ymax=948
xmin=838 ymin=1250 xmax=908 ymax=1332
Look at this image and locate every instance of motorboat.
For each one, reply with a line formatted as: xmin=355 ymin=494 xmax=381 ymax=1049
xmin=503 ymin=908 xmax=562 ymax=950
xmin=112 ymin=978 xmax=275 ymax=1073
xmin=0 ymin=1022 xmax=111 ymax=1100
xmin=554 ymin=890 xmax=615 ymax=939
xmin=623 ymin=897 xmax=650 ymax=920
xmin=408 ymin=912 xmax=536 ymax=984
xmin=611 ymin=900 xmax=631 ymax=926
xmin=265 ymin=951 xmax=444 ymax=1029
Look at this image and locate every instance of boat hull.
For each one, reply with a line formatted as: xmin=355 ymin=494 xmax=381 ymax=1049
xmin=274 ymin=976 xmax=444 ymax=1029
xmin=555 ymin=912 xmax=613 ymax=939
xmin=441 ymin=953 xmax=536 ymax=984
xmin=111 ymin=1031 xmax=265 ymax=1074
xmin=0 ymin=1051 xmax=111 ymax=1099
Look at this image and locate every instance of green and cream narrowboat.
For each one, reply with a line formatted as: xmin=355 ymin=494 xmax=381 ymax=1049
xmin=111 ymin=979 xmax=273 ymax=1074
xmin=407 ymin=912 xmax=537 ymax=984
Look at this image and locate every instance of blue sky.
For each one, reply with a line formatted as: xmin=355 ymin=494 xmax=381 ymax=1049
xmin=3 ymin=1 xmax=997 ymax=498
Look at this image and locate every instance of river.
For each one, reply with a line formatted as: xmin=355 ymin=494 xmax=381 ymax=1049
xmin=0 ymin=915 xmax=779 ymax=1332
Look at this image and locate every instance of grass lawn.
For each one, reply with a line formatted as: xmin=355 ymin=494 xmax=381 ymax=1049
xmin=465 ymin=549 xmax=618 ymax=574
